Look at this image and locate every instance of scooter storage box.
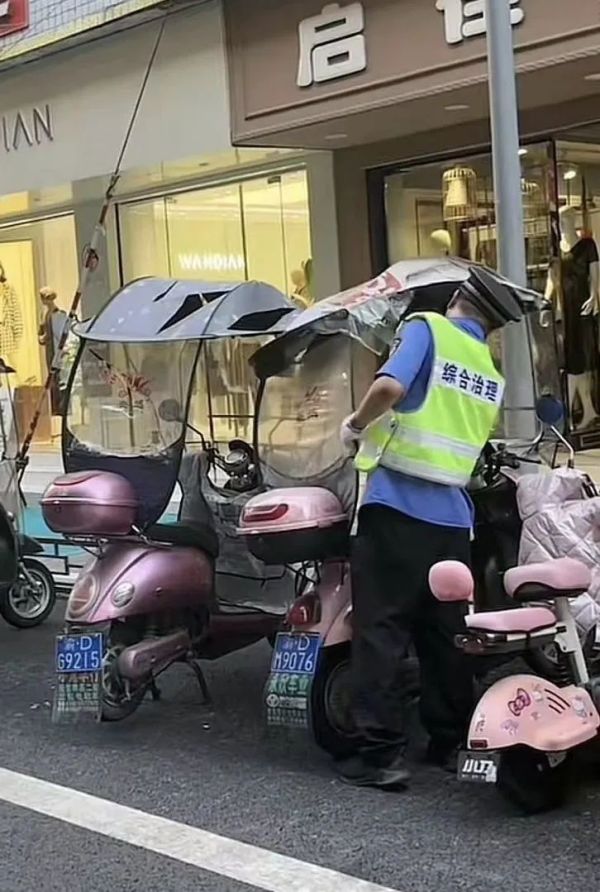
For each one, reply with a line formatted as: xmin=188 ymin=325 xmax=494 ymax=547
xmin=239 ymin=487 xmax=349 ymax=564
xmin=41 ymin=471 xmax=138 ymax=536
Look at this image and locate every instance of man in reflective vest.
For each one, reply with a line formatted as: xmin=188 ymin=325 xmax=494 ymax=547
xmin=338 ymin=269 xmax=522 ymax=790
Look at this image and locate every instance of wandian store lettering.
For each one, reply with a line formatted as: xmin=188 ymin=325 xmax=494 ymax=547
xmin=1 ymin=104 xmax=53 ymax=153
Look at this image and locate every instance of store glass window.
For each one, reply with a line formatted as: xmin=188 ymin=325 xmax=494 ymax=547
xmin=117 ymin=170 xmax=313 ymax=444
xmin=118 ymin=170 xmax=312 ymax=300
xmin=549 ymin=141 xmax=600 ymax=444
xmin=384 ymin=143 xmax=553 ymax=293
xmin=380 ymin=144 xmax=568 ymax=440
xmin=0 ymin=214 xmax=79 ymax=448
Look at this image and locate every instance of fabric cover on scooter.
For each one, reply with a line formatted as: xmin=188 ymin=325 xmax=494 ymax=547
xmin=147 ymin=522 xmax=219 ymax=558
xmin=178 ymin=452 xmax=296 ymax=614
xmin=517 ymin=467 xmax=600 ymax=634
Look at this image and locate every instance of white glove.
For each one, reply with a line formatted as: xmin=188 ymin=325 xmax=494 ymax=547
xmin=340 ymin=415 xmax=363 ymax=455
xmin=581 ymin=296 xmax=599 ymax=316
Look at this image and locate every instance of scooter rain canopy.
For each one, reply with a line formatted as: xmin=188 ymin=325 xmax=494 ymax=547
xmin=75 ymin=278 xmax=296 ymax=342
xmin=251 ymin=258 xmax=546 ymax=379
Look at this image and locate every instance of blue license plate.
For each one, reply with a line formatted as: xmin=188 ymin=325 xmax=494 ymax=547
xmin=270 ymin=632 xmax=320 ymax=676
xmin=56 ymin=633 xmax=104 ymax=674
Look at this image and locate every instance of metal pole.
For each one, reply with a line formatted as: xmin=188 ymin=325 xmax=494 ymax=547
xmin=485 ymin=0 xmax=534 ymax=438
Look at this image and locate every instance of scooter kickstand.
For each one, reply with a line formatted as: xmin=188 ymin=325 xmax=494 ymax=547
xmin=188 ymin=659 xmax=212 ymax=706
xmin=149 ymin=678 xmax=161 ymax=702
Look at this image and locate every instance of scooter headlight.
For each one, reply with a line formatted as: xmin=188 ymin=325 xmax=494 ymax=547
xmin=68 ymin=573 xmax=98 ymax=619
xmin=111 ymin=581 xmax=135 ymax=608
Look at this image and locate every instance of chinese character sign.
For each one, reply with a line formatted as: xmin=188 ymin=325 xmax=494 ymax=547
xmin=0 ymin=0 xmax=29 ymax=39
xmin=436 ymin=359 xmax=504 ymax=406
xmin=297 ymin=2 xmax=366 ymax=88
xmin=435 ymin=0 xmax=524 ymax=46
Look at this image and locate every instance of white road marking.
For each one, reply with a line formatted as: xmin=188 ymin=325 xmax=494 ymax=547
xmin=0 ymin=767 xmax=400 ymax=892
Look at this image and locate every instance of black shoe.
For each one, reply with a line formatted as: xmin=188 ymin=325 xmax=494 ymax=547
xmin=337 ymin=754 xmax=411 ymax=790
xmin=426 ymin=741 xmax=460 ymax=774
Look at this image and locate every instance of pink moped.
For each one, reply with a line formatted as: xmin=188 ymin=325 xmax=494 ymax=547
xmin=45 ymin=278 xmax=298 ymax=723
xmin=429 ymin=556 xmax=600 ymax=813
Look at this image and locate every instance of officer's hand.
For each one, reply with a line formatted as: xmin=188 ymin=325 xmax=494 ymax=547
xmin=340 ymin=415 xmax=363 ymax=455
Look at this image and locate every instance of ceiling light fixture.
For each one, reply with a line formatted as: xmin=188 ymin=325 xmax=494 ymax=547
xmin=444 ymin=103 xmax=470 ymax=111
xmin=584 ymin=73 xmax=600 ymax=82
xmin=563 ymin=167 xmax=578 ymax=181
xmin=518 ymin=148 xmax=528 ymax=156
xmin=324 ymin=132 xmax=348 ymax=141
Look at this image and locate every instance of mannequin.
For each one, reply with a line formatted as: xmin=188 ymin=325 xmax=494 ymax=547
xmin=0 ymin=261 xmax=23 ymax=358
xmin=290 ymin=258 xmax=314 ymax=309
xmin=430 ymin=229 xmax=452 ymax=256
xmin=38 ymin=287 xmax=69 ymax=417
xmin=546 ymin=206 xmax=600 ymax=430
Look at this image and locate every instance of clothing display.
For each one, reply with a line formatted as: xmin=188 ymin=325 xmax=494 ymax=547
xmin=0 ymin=279 xmax=23 ymax=356
xmin=561 ymin=237 xmax=600 ymax=376
xmin=39 ymin=306 xmax=69 ymax=415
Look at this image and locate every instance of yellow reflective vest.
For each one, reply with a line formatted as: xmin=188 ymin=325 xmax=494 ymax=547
xmin=354 ymin=312 xmax=505 ymax=486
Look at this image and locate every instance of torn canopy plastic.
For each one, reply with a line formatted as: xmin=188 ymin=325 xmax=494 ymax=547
xmin=74 ymin=278 xmax=296 ymax=343
xmin=250 ymin=258 xmax=546 ymax=379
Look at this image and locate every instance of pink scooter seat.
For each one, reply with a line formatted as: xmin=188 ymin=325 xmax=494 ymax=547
xmin=465 ymin=606 xmax=557 ymax=634
xmin=504 ymin=557 xmax=591 ymax=603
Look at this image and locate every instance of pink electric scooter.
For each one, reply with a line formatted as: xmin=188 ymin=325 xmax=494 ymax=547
xmin=242 ymin=259 xmax=553 ymax=758
xmin=429 ymin=556 xmax=600 ymax=813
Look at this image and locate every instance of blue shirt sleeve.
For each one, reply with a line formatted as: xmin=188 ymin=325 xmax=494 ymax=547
xmin=376 ymin=320 xmax=432 ymax=391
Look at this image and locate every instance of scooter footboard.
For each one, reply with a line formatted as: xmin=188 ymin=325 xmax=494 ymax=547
xmin=466 ymin=674 xmax=598 ymax=753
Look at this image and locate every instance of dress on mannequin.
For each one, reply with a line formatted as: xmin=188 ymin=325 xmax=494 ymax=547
xmin=551 ymin=206 xmax=600 ymax=430
xmin=0 ymin=264 xmax=23 ymax=358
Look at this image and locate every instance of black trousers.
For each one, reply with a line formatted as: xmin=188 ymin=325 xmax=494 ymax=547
xmin=350 ymin=504 xmax=474 ymax=766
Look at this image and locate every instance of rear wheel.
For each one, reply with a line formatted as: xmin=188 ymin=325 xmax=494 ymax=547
xmin=101 ymin=627 xmax=148 ymax=722
xmin=310 ymin=645 xmax=355 ymax=759
xmin=526 ymin=631 xmax=600 ymax=684
xmin=0 ymin=559 xmax=56 ymax=629
xmin=497 ymin=746 xmax=570 ymax=814
xmin=309 ymin=647 xmax=420 ymax=759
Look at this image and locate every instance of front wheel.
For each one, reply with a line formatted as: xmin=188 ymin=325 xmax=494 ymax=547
xmin=0 ymin=559 xmax=56 ymax=628
xmin=497 ymin=746 xmax=571 ymax=814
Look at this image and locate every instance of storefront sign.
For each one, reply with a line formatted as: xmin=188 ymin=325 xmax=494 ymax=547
xmin=0 ymin=0 xmax=29 ymax=39
xmin=1 ymin=104 xmax=52 ymax=153
xmin=297 ymin=2 xmax=366 ymax=88
xmin=177 ymin=253 xmax=245 ymax=274
xmin=435 ymin=0 xmax=525 ymax=46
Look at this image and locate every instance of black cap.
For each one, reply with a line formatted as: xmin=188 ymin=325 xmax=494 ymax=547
xmin=457 ymin=267 xmax=525 ymax=329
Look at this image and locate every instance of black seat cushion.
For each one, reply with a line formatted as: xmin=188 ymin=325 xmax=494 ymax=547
xmin=147 ymin=522 xmax=219 ymax=559
xmin=511 ymin=583 xmax=587 ymax=603
xmin=17 ymin=534 xmax=44 ymax=555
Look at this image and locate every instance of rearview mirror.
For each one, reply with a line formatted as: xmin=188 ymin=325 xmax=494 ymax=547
xmin=535 ymin=395 xmax=565 ymax=427
xmin=158 ymin=399 xmax=182 ymax=423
